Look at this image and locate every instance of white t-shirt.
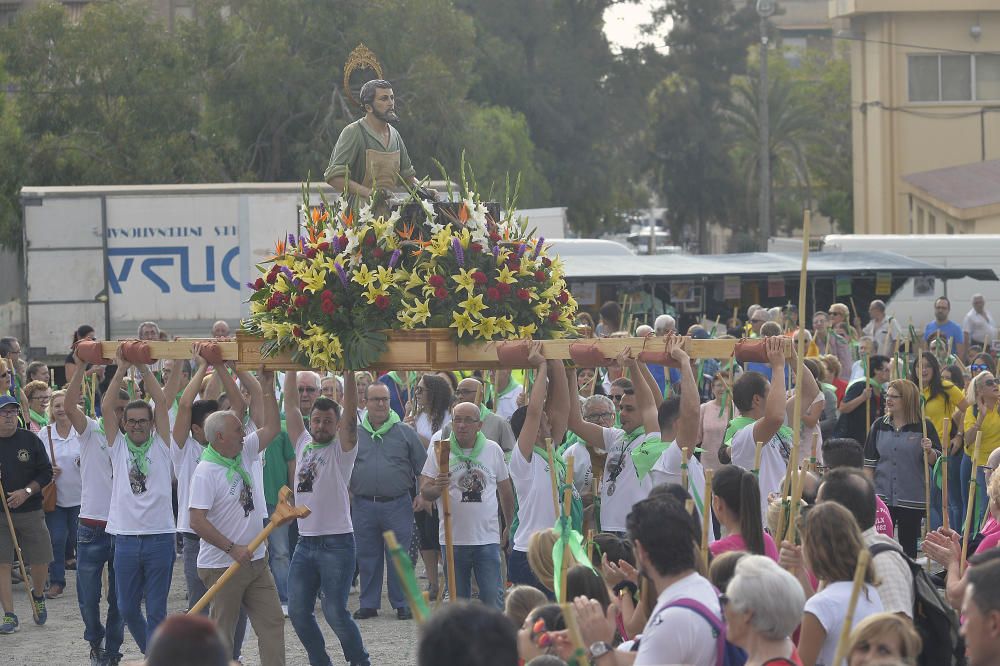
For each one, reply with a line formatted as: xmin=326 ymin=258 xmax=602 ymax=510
xmin=422 ymin=437 xmax=508 ymax=545
xmin=509 ymin=445 xmax=560 ymax=552
xmin=107 ymin=432 xmax=176 ymax=535
xmin=172 ymin=436 xmax=206 ymax=534
xmin=43 ymin=424 xmax=84 ymax=507
xmin=293 ymin=430 xmax=357 ymax=536
xmin=415 ymin=412 xmax=451 ymax=444
xmin=796 ymin=393 xmax=825 ymax=465
xmin=650 ymin=441 xmax=713 ymax=544
xmin=805 ymin=581 xmax=884 ymax=666
xmin=633 ymin=572 xmax=721 ymax=666
xmin=730 ymin=421 xmax=790 ymax=523
xmin=561 ymin=442 xmax=594 ymax=496
xmin=600 ymin=428 xmax=655 ymax=533
xmin=188 ymin=431 xmax=267 ymax=569
xmin=495 ymin=385 xmax=523 ymax=421
xmin=78 ymin=418 xmax=114 ymax=521
xmin=964 ymin=308 xmax=996 ymax=343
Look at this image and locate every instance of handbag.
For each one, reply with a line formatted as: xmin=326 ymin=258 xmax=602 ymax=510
xmin=42 ymin=425 xmax=57 ymax=513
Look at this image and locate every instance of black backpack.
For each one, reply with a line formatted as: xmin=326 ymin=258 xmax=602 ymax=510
xmin=869 ymin=543 xmax=963 ymax=666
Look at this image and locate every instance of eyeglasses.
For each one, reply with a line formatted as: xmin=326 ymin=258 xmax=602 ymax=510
xmin=585 ymin=412 xmax=614 ymax=421
xmin=455 ymin=388 xmax=478 ymax=396
xmin=452 ymin=417 xmax=481 ymax=426
xmin=29 ymin=394 xmax=51 ymax=402
xmin=885 ymin=393 xmax=902 ymax=400
xmin=983 ymin=379 xmax=998 ymax=388
xmin=125 ymin=418 xmax=150 ymax=427
xmin=298 ymin=387 xmax=318 ymax=394
xmin=971 ymin=364 xmax=990 ymax=372
xmin=0 ymin=409 xmax=19 ymax=419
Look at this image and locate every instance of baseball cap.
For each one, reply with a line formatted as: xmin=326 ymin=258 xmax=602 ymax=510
xmin=0 ymin=395 xmax=18 ymax=409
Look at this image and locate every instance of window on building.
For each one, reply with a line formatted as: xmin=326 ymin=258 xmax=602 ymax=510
xmin=909 ymin=54 xmax=1000 ymax=102
xmin=928 ymin=213 xmax=937 ymax=234
xmin=0 ymin=3 xmax=19 ymax=26
xmin=917 ymin=206 xmax=925 ymax=234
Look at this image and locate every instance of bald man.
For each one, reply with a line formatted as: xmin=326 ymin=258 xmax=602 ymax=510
xmin=438 ymin=379 xmax=515 ymax=453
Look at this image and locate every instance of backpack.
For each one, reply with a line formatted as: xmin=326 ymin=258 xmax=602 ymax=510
xmin=869 ymin=543 xmax=963 ymax=666
xmin=663 ymin=598 xmax=748 ymax=666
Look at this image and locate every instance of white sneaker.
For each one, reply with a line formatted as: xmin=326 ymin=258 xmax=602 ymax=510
xmin=281 ymin=604 xmax=288 ymax=617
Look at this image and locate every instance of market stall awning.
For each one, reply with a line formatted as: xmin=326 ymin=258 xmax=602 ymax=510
xmin=560 ymin=250 xmax=997 ymax=283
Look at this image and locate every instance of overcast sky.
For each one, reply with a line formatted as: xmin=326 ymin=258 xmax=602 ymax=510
xmin=604 ymin=1 xmax=670 ymax=51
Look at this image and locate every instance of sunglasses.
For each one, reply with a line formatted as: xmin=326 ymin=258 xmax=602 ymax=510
xmin=971 ymin=364 xmax=990 ymax=372
xmin=983 ymin=379 xmax=998 ymax=388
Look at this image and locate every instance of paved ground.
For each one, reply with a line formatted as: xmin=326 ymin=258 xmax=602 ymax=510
xmin=3 ymin=556 xmax=423 ymax=665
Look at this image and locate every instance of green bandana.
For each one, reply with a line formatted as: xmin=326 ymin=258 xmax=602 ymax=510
xmin=558 ymin=431 xmax=584 ymax=458
xmin=479 ymin=403 xmax=490 ymax=421
xmin=723 ymin=416 xmax=794 ymax=447
xmin=361 ymin=410 xmax=401 ymax=441
xmin=200 ymin=444 xmax=252 ymax=489
xmin=846 ymin=376 xmax=884 ymax=393
xmin=125 ymin=432 xmax=156 ymax=476
xmin=532 ymin=446 xmax=584 ymax=532
xmin=623 ymin=426 xmax=646 ymax=445
xmin=304 ymin=438 xmax=333 ymax=455
xmin=28 ymin=408 xmax=49 ymax=428
xmin=630 ymin=436 xmax=671 ymax=482
xmin=551 ymin=512 xmax=596 ymax=603
xmin=497 ymin=377 xmax=520 ymax=399
xmin=450 ymin=431 xmax=487 ymax=466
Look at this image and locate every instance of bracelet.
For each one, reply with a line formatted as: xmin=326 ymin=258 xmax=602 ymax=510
xmin=224 ymin=542 xmax=235 ymax=553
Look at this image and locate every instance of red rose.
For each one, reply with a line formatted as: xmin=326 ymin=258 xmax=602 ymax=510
xmin=517 ymin=288 xmax=530 ymax=301
xmin=305 ymin=248 xmax=317 ymax=259
xmin=293 ymin=326 xmax=304 ymax=338
xmin=497 ymin=283 xmax=512 ymax=296
xmin=364 ymin=233 xmax=375 ymax=246
xmin=507 ymin=259 xmax=521 ymax=271
xmin=429 ymin=274 xmax=445 ymax=288
xmin=542 ymin=257 xmax=552 ymax=267
xmin=434 ymin=286 xmax=449 ymax=299
xmin=286 ymin=308 xmax=295 ymax=317
xmin=548 ymin=312 xmax=561 ymax=323
xmin=373 ymin=247 xmax=385 ymax=259
xmin=265 ymin=272 xmax=277 ymax=285
xmin=337 ymin=235 xmax=348 ymax=250
xmin=321 ymin=300 xmax=336 ymax=315
xmin=294 ymin=295 xmax=308 ymax=308
xmin=486 ymin=287 xmax=501 ymax=301
xmin=472 ymin=270 xmax=487 ymax=285
xmin=557 ymin=291 xmax=569 ymax=304
xmin=470 ymin=242 xmax=483 ymax=253
xmin=375 ymin=295 xmax=390 ymax=309
xmin=253 ymin=277 xmax=265 ymax=290
xmin=489 ymin=230 xmax=501 ymax=243
xmin=317 ymin=242 xmax=330 ymax=252
xmin=534 ymin=271 xmax=546 ymax=281
xmin=322 ymin=289 xmax=334 ymax=302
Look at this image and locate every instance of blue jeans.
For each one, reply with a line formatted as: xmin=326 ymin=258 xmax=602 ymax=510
xmin=288 ymin=534 xmax=370 ymax=666
xmin=961 ymin=455 xmax=988 ymax=534
xmin=182 ymin=534 xmax=248 ymax=660
xmin=507 ymin=549 xmax=552 ymax=598
xmin=443 ymin=544 xmax=503 ymax=609
xmin=948 ymin=453 xmax=966 ymax=532
xmin=45 ymin=504 xmax=80 ymax=587
xmin=266 ymin=503 xmax=291 ymax=603
xmin=76 ymin=523 xmax=124 ymax=658
xmin=352 ymin=496 xmax=414 ymax=610
xmin=113 ymin=533 xmax=175 ymax=654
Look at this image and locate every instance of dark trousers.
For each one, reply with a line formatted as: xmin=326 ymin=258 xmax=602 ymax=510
xmin=888 ymin=505 xmax=924 ymax=559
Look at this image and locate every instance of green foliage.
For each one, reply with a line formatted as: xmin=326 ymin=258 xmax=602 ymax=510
xmin=460 ymin=105 xmax=551 ymax=203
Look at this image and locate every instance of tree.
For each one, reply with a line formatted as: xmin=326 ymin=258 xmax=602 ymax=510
xmin=460 ymin=105 xmax=551 ymax=204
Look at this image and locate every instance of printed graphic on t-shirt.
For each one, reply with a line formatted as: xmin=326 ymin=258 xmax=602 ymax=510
xmin=238 ymin=480 xmax=254 ymax=517
xmin=129 ymin=460 xmax=148 ymax=495
xmin=457 ymin=465 xmax=486 ymax=503
xmin=296 ymin=451 xmax=324 ymax=494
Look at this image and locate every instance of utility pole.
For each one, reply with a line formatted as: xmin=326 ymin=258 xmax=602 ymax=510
xmin=757 ymin=0 xmax=775 ymax=252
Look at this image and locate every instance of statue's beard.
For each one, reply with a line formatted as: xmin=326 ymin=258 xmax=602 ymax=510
xmin=373 ymin=107 xmax=399 ymax=123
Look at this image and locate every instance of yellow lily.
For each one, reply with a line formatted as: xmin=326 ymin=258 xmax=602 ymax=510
xmin=450 ymin=310 xmax=477 ymax=338
xmin=452 ymin=268 xmax=478 ymax=295
xmin=495 ymin=265 xmax=518 ymax=285
xmin=475 ymin=316 xmax=503 ymax=339
xmin=495 ymin=316 xmax=516 ymax=336
xmin=352 ymin=264 xmax=375 ymax=288
xmin=517 ymin=323 xmax=537 ymax=338
xmin=458 ymin=293 xmax=487 ymax=318
xmin=533 ymin=301 xmax=552 ymax=319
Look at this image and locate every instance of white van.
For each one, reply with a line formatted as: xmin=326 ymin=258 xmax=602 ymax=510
xmin=821 ymin=234 xmax=1000 ymax=331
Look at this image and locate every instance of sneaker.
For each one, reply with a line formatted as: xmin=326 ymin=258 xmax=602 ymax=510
xmin=396 ymin=607 xmax=413 ymax=620
xmin=88 ymin=644 xmax=104 ymax=666
xmin=0 ymin=612 xmax=18 ymax=634
xmin=105 ymin=653 xmax=123 ymax=666
xmin=281 ymin=604 xmax=288 ymax=618
xmin=32 ymin=593 xmax=47 ymax=625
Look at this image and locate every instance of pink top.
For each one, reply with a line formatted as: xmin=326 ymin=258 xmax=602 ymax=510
xmin=710 ymin=532 xmax=780 ymax=561
xmin=698 ymin=400 xmax=730 ymax=472
xmin=875 ymin=495 xmax=895 ymax=538
xmin=975 ymin=516 xmax=1000 ymax=554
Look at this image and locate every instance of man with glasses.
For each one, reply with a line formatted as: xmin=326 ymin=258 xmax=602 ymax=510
xmin=0 ymin=337 xmax=24 ymax=394
xmin=350 ymin=383 xmax=426 ymax=620
xmin=815 ymin=310 xmax=853 ymax=381
xmin=562 ymin=395 xmax=615 ymax=497
xmin=749 ymin=310 xmax=769 ymax=337
xmin=420 ymin=401 xmax=513 ymax=608
xmin=0 ymin=394 xmax=53 ymax=636
xmin=925 ymin=296 xmax=965 ymax=360
xmin=445 ymin=378 xmax=515 ymax=453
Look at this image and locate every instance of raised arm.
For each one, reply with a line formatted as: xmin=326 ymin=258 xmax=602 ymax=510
xmin=545 ymin=359 xmax=570 ymax=447
xmin=283 ymin=371 xmax=305 ymax=448
xmin=669 ymin=338 xmax=699 ymax=451
xmin=102 ymin=350 xmax=131 ymax=446
xmin=253 ymin=369 xmax=280 ymax=453
xmin=138 ymin=362 xmax=170 ymax=444
xmin=566 ymin=366 xmax=606 ymax=448
xmin=163 ymin=358 xmax=186 ymax=415
xmin=173 ymin=354 xmax=209 ymax=448
xmin=623 ymin=349 xmax=659 ymax=435
xmin=215 ymin=362 xmax=247 ymax=420
xmin=64 ymin=350 xmax=89 ymax=436
xmin=339 ymin=372 xmax=358 ymax=452
xmin=753 ymin=336 xmax=789 ymax=444
xmin=236 ymin=369 xmax=264 ymax=426
xmin=516 ymin=342 xmax=548 ymax=462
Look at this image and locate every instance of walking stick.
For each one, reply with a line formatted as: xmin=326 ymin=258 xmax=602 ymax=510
xmin=752 ymin=440 xmax=764 ymax=476
xmin=384 ymin=530 xmax=431 ymax=623
xmin=942 ymin=417 xmax=951 ymax=532
xmin=0 ymin=473 xmax=40 ymax=622
xmin=701 ymin=470 xmax=713 ymax=572
xmin=680 ymin=446 xmax=690 ymax=490
xmin=961 ymin=433 xmax=983 ymax=574
xmin=831 ymin=549 xmax=873 ymax=666
xmin=545 ymin=437 xmax=560 ymax=519
xmin=558 ymin=457 xmax=575 ymax=603
xmin=918 ymin=359 xmax=931 ymax=555
xmin=436 ymin=438 xmax=457 ymax=603
xmin=188 ymin=486 xmax=308 ymax=614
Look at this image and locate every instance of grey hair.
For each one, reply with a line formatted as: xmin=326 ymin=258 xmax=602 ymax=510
xmin=653 ymin=314 xmax=676 ymax=334
xmin=583 ymin=394 xmax=614 ymax=415
xmin=746 ymin=304 xmax=761 ymax=319
xmin=297 ymin=371 xmax=321 ymax=387
xmin=137 ymin=321 xmax=160 ymax=336
xmin=635 ymin=324 xmax=654 ymax=337
xmin=726 ymin=555 xmax=805 ymax=640
xmin=203 ymin=410 xmax=240 ymax=446
xmin=359 ymin=79 xmax=392 ymax=108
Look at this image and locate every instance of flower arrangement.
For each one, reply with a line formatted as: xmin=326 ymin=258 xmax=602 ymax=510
xmin=243 ymin=186 xmax=579 ymax=370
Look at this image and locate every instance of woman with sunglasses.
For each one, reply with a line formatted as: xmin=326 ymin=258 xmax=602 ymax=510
xmin=21 ymin=380 xmax=52 ymax=433
xmin=964 ymin=371 xmax=1000 ymax=532
xmin=863 ymin=379 xmax=940 ymax=558
xmin=970 ymin=353 xmax=996 ymax=379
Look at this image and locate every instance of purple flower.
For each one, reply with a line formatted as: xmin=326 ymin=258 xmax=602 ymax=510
xmin=388 ymin=249 xmax=401 ymax=268
xmin=335 ymin=262 xmax=349 ymax=288
xmin=279 ymin=266 xmax=294 ymax=281
xmin=452 ymin=237 xmax=465 ymax=267
xmin=292 ymin=278 xmax=303 ymax=289
xmin=492 ymin=245 xmax=500 ymax=259
xmin=516 ymin=243 xmax=527 ymax=259
xmin=298 ymin=235 xmax=306 ymax=249
xmin=319 ymin=202 xmax=327 ymax=214
xmin=287 ymin=233 xmax=296 ymax=248
xmin=532 ymin=237 xmax=545 ymax=259
xmin=245 ymin=281 xmax=256 ymax=289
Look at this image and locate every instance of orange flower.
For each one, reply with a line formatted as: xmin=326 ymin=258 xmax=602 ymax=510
xmin=275 ymin=239 xmax=287 ymax=255
xmin=311 ymin=207 xmax=321 ymax=224
xmin=458 ymin=204 xmax=469 ymax=224
xmin=341 ymin=210 xmax=354 ymax=228
xmin=398 ymin=221 xmax=417 ymax=241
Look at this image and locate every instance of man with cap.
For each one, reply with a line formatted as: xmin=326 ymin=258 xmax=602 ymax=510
xmin=0 ymin=394 xmax=53 ymax=635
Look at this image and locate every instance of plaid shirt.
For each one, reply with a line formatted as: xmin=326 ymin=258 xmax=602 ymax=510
xmin=864 ymin=527 xmax=914 ymax=617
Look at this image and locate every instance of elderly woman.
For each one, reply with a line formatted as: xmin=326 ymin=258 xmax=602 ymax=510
xmin=964 ymin=370 xmax=1000 ymax=535
xmin=21 ymin=379 xmax=52 ymax=432
xmin=724 ymin=555 xmax=805 ymax=666
xmin=846 ymin=612 xmax=922 ymax=666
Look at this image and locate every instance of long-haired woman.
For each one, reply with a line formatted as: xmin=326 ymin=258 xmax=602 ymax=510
xmin=709 ymin=465 xmax=779 ymax=560
xmin=963 ymin=370 xmax=1000 ymax=533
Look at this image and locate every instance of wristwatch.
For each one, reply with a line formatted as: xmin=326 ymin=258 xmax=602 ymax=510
xmin=588 ymin=641 xmax=612 ymax=660
xmin=23 ymin=487 xmax=32 ymax=495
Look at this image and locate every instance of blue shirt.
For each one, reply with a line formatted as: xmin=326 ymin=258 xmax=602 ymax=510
xmin=924 ymin=320 xmax=963 ymax=353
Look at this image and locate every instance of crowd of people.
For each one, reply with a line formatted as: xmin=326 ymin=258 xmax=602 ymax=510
xmin=0 ymin=292 xmax=999 ymax=666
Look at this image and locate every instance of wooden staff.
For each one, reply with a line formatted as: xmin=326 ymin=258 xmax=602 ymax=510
xmin=384 ymin=530 xmax=429 ymax=623
xmin=961 ymin=433 xmax=983 ymax=573
xmin=918 ymin=357 xmax=931 ymax=547
xmin=189 ymin=487 xmax=308 ymax=614
xmin=850 ymin=296 xmax=860 ymax=332
xmin=863 ymin=352 xmax=872 ymax=438
xmin=701 ymin=470 xmax=713 ymax=571
xmin=752 ymin=440 xmax=764 ymax=476
xmin=891 ymin=336 xmax=901 ymax=380
xmin=545 ymin=438 xmax=560 ymax=518
xmin=0 ymin=471 xmax=41 ymax=622
xmin=561 ymin=602 xmax=589 ymax=661
xmin=585 ymin=528 xmax=594 ymax=562
xmin=784 ymin=458 xmax=808 ymax=543
xmin=685 ymin=499 xmax=695 ymax=516
xmin=681 ymin=446 xmax=690 ymax=489
xmin=942 ymin=417 xmax=951 ymax=531
xmin=831 ymin=549 xmax=873 ymax=666
xmin=559 ymin=457 xmax=576 ymax=603
xmin=808 ymin=432 xmax=819 ymax=473
xmin=437 ymin=439 xmax=458 ymax=602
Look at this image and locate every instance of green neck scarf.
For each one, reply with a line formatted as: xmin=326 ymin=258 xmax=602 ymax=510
xmin=558 ymin=431 xmax=584 ymax=458
xmin=821 ymin=382 xmax=837 ymax=395
xmin=847 ymin=376 xmax=884 ymax=393
xmin=630 ymin=436 xmax=670 ymax=482
xmin=497 ymin=377 xmax=520 ymax=399
xmin=28 ymin=408 xmax=49 ymax=428
xmin=362 ymin=410 xmax=401 ymax=441
xmin=723 ymin=416 xmax=794 ymax=447
xmin=200 ymin=444 xmax=252 ymax=489
xmin=125 ymin=432 xmax=156 ymax=476
xmin=304 ymin=438 xmax=334 ymax=455
xmin=533 ymin=445 xmax=566 ymax=479
xmin=449 ymin=431 xmax=487 ymax=466
xmin=478 ymin=403 xmax=490 ymax=421
xmin=623 ymin=426 xmax=645 ymax=445
xmin=551 ymin=512 xmax=596 ymax=603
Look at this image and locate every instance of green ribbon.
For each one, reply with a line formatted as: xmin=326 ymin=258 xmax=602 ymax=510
xmin=551 ymin=513 xmax=596 ymax=603
xmin=125 ymin=432 xmax=156 ymax=476
xmin=387 ymin=539 xmax=431 ymax=622
xmin=558 ymin=431 xmax=584 ymax=458
xmin=361 ymin=410 xmax=401 ymax=441
xmin=28 ymin=408 xmax=49 ymax=428
xmin=200 ymin=443 xmax=253 ymax=489
xmin=449 ymin=431 xmax=487 ymax=466
xmin=724 ymin=416 xmax=793 ymax=447
xmin=533 ymin=446 xmax=584 ymax=532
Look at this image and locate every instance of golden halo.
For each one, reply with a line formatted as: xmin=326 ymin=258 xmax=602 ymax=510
xmin=343 ymin=43 xmax=384 ymax=108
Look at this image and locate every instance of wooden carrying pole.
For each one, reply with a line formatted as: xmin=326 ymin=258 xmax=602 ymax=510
xmin=437 ymin=439 xmax=458 ymax=602
xmin=831 ymin=549 xmax=873 ymax=666
xmin=189 ymin=487 xmax=308 ymax=614
xmin=918 ymin=357 xmax=931 ymax=545
xmin=0 ymin=473 xmax=41 ymax=622
xmin=545 ymin=438 xmax=561 ymax=518
xmin=942 ymin=417 xmax=951 ymax=532
xmin=961 ymin=433 xmax=984 ymax=573
xmin=701 ymin=470 xmax=713 ymax=571
xmin=784 ymin=450 xmax=810 ymax=544
xmin=752 ymin=440 xmax=764 ymax=476
xmin=384 ymin=530 xmax=429 ymax=623
xmin=559 ymin=457 xmax=576 ymax=603
xmin=681 ymin=447 xmax=690 ymax=489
